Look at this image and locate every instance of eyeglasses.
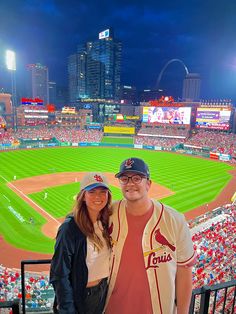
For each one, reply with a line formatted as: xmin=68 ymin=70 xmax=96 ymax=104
xmin=118 ymin=174 xmax=147 ymax=185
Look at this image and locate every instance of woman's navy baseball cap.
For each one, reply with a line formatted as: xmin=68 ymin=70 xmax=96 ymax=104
xmin=115 ymin=157 xmax=150 ymax=178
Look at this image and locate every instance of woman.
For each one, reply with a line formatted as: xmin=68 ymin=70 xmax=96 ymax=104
xmin=50 ymin=172 xmax=112 ymax=314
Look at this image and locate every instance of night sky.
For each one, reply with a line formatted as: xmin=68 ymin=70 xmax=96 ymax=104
xmin=1 ymin=0 xmax=236 ymax=101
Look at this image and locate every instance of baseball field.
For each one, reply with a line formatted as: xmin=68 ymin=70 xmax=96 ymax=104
xmin=0 ymin=146 xmax=234 ymax=258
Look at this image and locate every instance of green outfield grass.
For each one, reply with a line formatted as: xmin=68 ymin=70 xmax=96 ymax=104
xmin=29 ymin=184 xmax=123 ymax=219
xmin=101 ymin=136 xmax=134 ymax=144
xmin=0 ymin=147 xmax=234 ymax=253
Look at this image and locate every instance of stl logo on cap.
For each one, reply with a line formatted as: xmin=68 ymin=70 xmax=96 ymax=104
xmin=94 ymin=174 xmax=103 ymax=182
xmin=124 ymin=158 xmax=134 ymax=169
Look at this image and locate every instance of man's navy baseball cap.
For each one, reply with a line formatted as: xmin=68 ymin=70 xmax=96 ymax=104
xmin=115 ymin=158 xmax=150 ymax=178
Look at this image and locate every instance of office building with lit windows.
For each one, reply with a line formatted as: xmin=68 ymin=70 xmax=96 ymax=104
xmin=68 ymin=28 xmax=122 ymax=103
xmin=182 ymin=73 xmax=201 ymax=101
xmin=49 ymin=81 xmax=57 ymax=104
xmin=68 ymin=47 xmax=87 ymax=103
xmin=26 ymin=63 xmax=49 ymax=105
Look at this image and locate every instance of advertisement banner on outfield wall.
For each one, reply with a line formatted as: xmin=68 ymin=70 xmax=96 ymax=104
xmin=219 ymin=154 xmax=231 ymax=161
xmin=210 ymin=152 xmax=219 ymax=160
xmin=61 ymin=142 xmax=71 ymax=146
xmin=154 ymin=146 xmax=162 ymax=151
xmin=134 ymin=144 xmax=143 ymax=149
xmin=104 ymin=126 xmax=135 ymax=134
xmin=143 ymin=145 xmax=154 ymax=150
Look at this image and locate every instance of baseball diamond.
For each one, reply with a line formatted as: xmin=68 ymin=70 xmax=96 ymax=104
xmin=0 ymin=146 xmax=235 ymax=269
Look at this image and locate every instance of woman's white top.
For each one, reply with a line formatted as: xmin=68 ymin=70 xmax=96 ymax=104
xmin=86 ymin=221 xmax=110 ymax=282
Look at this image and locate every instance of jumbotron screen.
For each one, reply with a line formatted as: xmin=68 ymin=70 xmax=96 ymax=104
xmin=195 ymin=107 xmax=231 ymax=130
xmin=142 ymin=107 xmax=191 ymax=125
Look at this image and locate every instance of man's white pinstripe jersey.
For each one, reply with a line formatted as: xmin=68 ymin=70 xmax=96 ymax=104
xmin=106 ymin=199 xmax=195 ymax=314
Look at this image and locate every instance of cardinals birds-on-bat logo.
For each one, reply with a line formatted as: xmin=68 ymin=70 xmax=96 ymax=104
xmin=94 ymin=174 xmax=103 ymax=182
xmin=124 ymin=159 xmax=134 ymax=169
xmin=155 ymin=229 xmax=176 ymax=252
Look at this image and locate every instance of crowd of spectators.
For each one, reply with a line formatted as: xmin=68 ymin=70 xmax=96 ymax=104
xmin=134 ymin=127 xmax=236 ymax=157
xmin=1 ymin=126 xmax=236 ymax=158
xmin=0 ymin=127 xmax=103 ymax=144
xmin=138 ymin=125 xmax=190 ymax=137
xmin=191 ymin=203 xmax=236 ymax=289
xmin=185 ymin=129 xmax=236 ymax=155
xmin=134 ymin=135 xmax=183 ymax=148
xmin=190 ymin=203 xmax=236 ymax=313
xmin=0 ymin=265 xmax=53 ymax=312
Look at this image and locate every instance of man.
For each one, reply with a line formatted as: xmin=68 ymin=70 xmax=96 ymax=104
xmin=106 ymin=157 xmax=195 ymax=314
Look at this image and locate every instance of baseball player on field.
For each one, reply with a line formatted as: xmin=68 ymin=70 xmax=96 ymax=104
xmin=105 ymin=157 xmax=196 ymax=314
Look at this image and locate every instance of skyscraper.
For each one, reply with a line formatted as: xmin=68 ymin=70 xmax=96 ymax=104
xmin=68 ymin=28 xmax=122 ymax=102
xmin=68 ymin=47 xmax=87 ymax=103
xmin=26 ymin=63 xmax=49 ymax=104
xmin=49 ymin=81 xmax=57 ymax=104
xmin=182 ymin=73 xmax=201 ymax=101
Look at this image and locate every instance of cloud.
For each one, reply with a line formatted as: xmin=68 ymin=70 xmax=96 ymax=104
xmin=0 ymin=0 xmax=236 ymax=99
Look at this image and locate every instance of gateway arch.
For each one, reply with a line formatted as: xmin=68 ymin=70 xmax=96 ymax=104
xmin=156 ymin=59 xmax=189 ymax=89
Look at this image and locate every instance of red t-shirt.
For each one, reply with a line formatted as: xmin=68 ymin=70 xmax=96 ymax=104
xmin=106 ymin=208 xmax=153 ymax=314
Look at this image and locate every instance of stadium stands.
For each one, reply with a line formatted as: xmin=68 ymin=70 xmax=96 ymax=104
xmin=1 ymin=126 xmax=236 ymax=160
xmin=0 ymin=127 xmax=103 ymax=144
xmin=185 ymin=129 xmax=236 ymax=155
xmin=0 ymin=264 xmax=53 ymax=312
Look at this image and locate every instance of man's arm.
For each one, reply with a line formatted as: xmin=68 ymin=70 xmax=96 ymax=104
xmin=176 ymin=265 xmax=193 ymax=314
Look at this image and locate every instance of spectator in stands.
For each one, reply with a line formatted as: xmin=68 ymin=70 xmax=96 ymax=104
xmin=50 ymin=172 xmax=112 ymax=314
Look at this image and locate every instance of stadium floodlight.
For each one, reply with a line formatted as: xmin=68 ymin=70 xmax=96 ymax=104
xmin=6 ymin=50 xmax=16 ymax=71
xmin=6 ymin=49 xmax=17 ymax=130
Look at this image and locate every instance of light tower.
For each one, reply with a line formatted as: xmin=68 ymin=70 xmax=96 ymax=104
xmin=5 ymin=50 xmax=17 ymax=130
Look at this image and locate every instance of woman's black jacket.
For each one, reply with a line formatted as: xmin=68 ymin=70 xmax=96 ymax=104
xmin=50 ymin=216 xmax=88 ymax=314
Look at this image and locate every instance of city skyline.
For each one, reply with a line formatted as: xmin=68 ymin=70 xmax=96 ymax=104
xmin=0 ymin=1 xmax=236 ymax=101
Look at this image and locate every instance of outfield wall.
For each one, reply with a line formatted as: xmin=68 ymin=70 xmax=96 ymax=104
xmin=0 ymin=140 xmax=232 ymax=161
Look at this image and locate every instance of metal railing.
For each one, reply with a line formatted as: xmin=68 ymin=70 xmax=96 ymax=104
xmin=0 ymin=300 xmax=20 ymax=314
xmin=21 ymin=259 xmax=52 ymax=314
xmin=189 ymin=279 xmax=236 ymax=313
xmin=1 ymin=259 xmax=233 ymax=313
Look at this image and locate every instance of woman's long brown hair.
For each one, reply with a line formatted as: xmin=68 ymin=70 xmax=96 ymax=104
xmin=72 ymin=189 xmax=112 ymax=250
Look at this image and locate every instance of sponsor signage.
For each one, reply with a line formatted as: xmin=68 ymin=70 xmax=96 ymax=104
xmin=195 ymin=107 xmax=231 ymax=130
xmin=219 ymin=154 xmax=231 ymax=161
xmin=62 ymin=106 xmax=76 ymax=114
xmin=24 ymin=110 xmax=48 ymax=113
xmin=210 ymin=152 xmax=219 ymax=160
xmin=21 ymin=98 xmax=43 ymax=105
xmin=99 ymin=29 xmax=110 ymax=39
xmin=104 ymin=126 xmax=135 ymax=134
xmin=134 ymin=144 xmax=143 ymax=149
xmin=125 ymin=116 xmax=140 ymax=120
